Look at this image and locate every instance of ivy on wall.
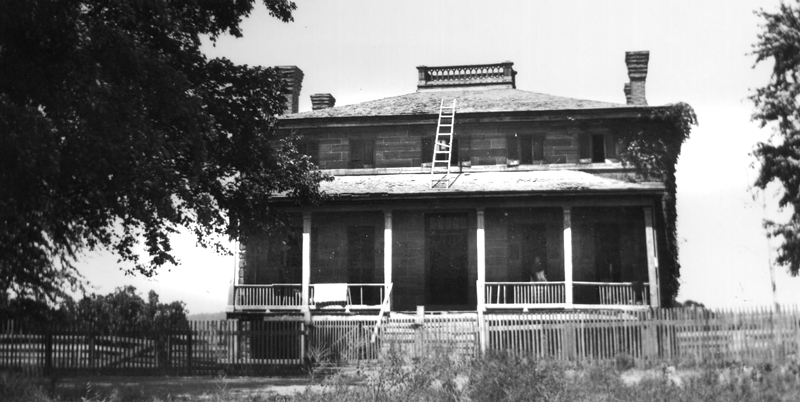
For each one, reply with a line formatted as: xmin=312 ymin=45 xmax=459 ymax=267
xmin=614 ymin=102 xmax=698 ymax=306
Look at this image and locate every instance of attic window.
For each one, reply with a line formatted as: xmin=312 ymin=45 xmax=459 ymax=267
xmin=349 ymin=139 xmax=374 ymax=168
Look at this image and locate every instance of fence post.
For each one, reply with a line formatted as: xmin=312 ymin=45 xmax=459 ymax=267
xmin=187 ymin=326 xmax=193 ymax=375
xmin=641 ymin=310 xmax=657 ymax=362
xmin=564 ymin=314 xmax=576 ymax=360
xmin=88 ymin=332 xmax=95 ymax=369
xmin=44 ymin=332 xmax=53 ymax=376
xmin=415 ymin=306 xmax=425 ymax=358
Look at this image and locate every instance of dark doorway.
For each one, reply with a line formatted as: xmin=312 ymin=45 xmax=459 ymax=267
xmin=426 ymin=214 xmax=469 ymax=307
xmin=594 ymin=224 xmax=621 ymax=282
xmin=347 ymin=226 xmax=378 ymax=305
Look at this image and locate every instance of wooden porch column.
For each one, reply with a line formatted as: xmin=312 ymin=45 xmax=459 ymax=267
xmin=563 ymin=207 xmax=574 ymax=308
xmin=476 ymin=208 xmax=487 ymax=353
xmin=302 ymin=212 xmax=312 ymax=321
xmin=644 ymin=207 xmax=661 ymax=308
xmin=384 ymin=210 xmax=393 ymax=310
xmin=476 ymin=208 xmax=486 ymax=312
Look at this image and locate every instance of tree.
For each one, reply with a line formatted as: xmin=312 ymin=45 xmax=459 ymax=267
xmin=73 ymin=286 xmax=190 ymax=333
xmin=752 ymin=1 xmax=800 ymax=276
xmin=0 ymin=0 xmax=328 ymax=300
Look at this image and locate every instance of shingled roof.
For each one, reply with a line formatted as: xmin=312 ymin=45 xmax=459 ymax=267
xmin=282 ymin=88 xmax=630 ymax=120
xmin=298 ymin=171 xmax=662 ymax=200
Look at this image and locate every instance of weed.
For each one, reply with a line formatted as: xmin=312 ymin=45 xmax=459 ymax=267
xmin=304 ymin=343 xmax=332 ymax=382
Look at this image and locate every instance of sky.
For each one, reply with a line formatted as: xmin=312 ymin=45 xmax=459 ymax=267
xmin=76 ymin=0 xmax=800 ymax=313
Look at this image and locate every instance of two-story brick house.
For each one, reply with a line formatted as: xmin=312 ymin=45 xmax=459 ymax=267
xmin=229 ymin=52 xmax=685 ymax=319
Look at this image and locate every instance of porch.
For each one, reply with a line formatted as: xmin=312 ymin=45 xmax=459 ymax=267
xmin=229 ymin=202 xmax=662 ymax=314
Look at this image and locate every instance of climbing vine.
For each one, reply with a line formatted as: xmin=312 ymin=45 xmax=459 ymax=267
xmin=613 ymin=102 xmax=698 ymax=306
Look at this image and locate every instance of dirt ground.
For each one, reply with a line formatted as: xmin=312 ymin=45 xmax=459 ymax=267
xmin=51 ymin=375 xmax=327 ymax=400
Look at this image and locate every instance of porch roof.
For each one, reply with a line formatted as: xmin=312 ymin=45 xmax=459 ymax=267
xmin=309 ymin=170 xmax=664 ymax=199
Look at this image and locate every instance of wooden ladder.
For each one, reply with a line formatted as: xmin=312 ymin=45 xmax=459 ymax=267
xmin=430 ymin=99 xmax=456 ymax=188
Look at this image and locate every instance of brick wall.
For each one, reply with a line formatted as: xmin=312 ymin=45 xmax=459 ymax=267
xmin=300 ymin=122 xmax=618 ymax=170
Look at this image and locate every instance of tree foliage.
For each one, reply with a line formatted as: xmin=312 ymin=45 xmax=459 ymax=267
xmin=752 ymin=1 xmax=800 ymax=276
xmin=0 ymin=285 xmax=189 ymax=333
xmin=0 ymin=0 xmax=328 ymax=299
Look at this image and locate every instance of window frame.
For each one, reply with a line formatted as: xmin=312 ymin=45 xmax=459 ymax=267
xmin=509 ymin=133 xmax=545 ymax=165
xmin=579 ymin=134 xmax=617 ymax=164
xmin=349 ymin=138 xmax=375 ymax=168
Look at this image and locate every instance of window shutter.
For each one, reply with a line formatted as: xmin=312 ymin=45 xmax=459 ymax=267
xmin=533 ymin=136 xmax=544 ymax=161
xmin=519 ymin=135 xmax=533 ymax=164
xmin=350 ymin=139 xmax=364 ymax=167
xmin=578 ymin=135 xmax=592 ymax=160
xmin=507 ymin=134 xmax=520 ymax=160
xmin=363 ymin=140 xmax=374 ymax=166
xmin=450 ymin=137 xmax=459 ymax=166
xmin=604 ymin=134 xmax=617 ymax=158
xmin=421 ymin=137 xmax=433 ymax=164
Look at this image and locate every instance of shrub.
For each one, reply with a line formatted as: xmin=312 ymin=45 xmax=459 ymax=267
xmin=0 ymin=373 xmax=51 ymax=402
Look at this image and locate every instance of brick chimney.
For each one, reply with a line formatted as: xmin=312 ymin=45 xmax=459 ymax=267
xmin=276 ymin=66 xmax=304 ymax=114
xmin=624 ymin=51 xmax=649 ymax=106
xmin=310 ymin=93 xmax=336 ymax=110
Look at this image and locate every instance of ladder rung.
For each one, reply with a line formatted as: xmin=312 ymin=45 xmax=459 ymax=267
xmin=432 ymin=98 xmax=456 ymax=188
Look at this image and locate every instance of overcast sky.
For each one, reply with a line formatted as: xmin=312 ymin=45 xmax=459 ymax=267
xmin=76 ymin=0 xmax=800 ymax=313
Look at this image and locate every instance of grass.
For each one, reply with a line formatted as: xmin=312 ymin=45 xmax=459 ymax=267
xmin=4 ymin=353 xmax=800 ymax=401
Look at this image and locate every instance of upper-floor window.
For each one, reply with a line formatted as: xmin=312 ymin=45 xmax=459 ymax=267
xmin=349 ymin=139 xmax=375 ymax=168
xmin=579 ymin=134 xmax=617 ymax=163
xmin=297 ymin=140 xmax=319 ymax=165
xmin=508 ymin=134 xmax=544 ymax=164
xmin=422 ymin=136 xmax=459 ymax=166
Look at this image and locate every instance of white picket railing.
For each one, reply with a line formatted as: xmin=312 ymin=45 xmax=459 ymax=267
xmin=485 ymin=281 xmax=651 ymax=309
xmin=573 ymin=281 xmax=650 ymax=306
xmin=233 ymin=284 xmax=302 ymax=310
xmin=485 ymin=282 xmax=566 ymax=308
xmin=233 ymin=283 xmax=387 ymax=311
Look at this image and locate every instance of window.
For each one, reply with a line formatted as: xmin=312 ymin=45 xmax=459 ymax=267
xmin=579 ymin=134 xmax=616 ymax=163
xmin=508 ymin=134 xmax=544 ymax=164
xmin=349 ymin=139 xmax=374 ymax=168
xmin=297 ymin=140 xmax=318 ymax=164
xmin=422 ymin=136 xmax=459 ymax=166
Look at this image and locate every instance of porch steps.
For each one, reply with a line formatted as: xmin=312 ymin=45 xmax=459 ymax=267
xmin=430 ymin=98 xmax=457 ymax=189
xmin=377 ymin=313 xmax=479 ymax=356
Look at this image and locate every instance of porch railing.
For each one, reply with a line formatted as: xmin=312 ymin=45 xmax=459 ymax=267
xmin=233 ymin=284 xmax=302 ymax=310
xmin=233 ymin=283 xmax=387 ymax=311
xmin=573 ymin=281 xmax=650 ymax=306
xmin=484 ymin=281 xmax=651 ymax=309
xmin=485 ymin=282 xmax=566 ymax=307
